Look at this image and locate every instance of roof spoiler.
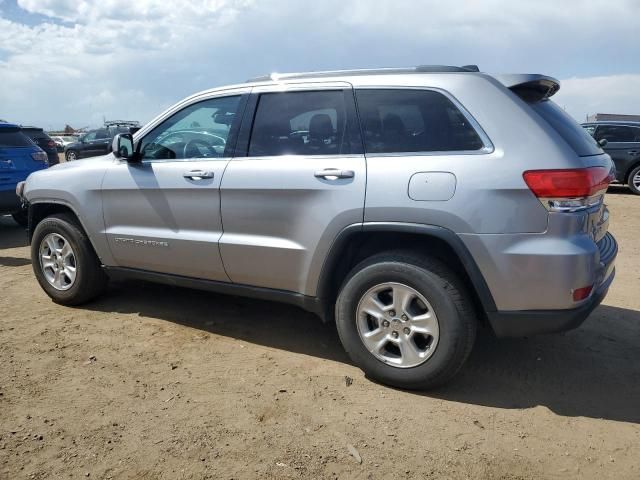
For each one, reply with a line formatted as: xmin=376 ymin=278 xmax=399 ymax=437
xmin=494 ymin=74 xmax=560 ymax=102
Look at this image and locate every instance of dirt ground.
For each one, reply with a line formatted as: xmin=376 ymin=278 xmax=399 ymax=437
xmin=1 ymin=187 xmax=639 ymax=480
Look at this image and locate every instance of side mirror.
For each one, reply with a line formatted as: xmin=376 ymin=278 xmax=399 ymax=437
xmin=112 ymin=133 xmax=137 ymax=161
xmin=598 ymin=138 xmax=608 ymax=147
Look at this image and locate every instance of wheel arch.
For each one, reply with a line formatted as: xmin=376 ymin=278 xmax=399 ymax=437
xmin=29 ymin=201 xmax=91 ymax=246
xmin=623 ymin=160 xmax=640 ymax=183
xmin=316 ymin=223 xmax=497 ymax=322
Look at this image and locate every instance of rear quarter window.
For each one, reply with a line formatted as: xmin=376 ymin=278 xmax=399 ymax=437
xmin=530 ymin=100 xmax=603 ymax=157
xmin=355 ymin=89 xmax=485 ymax=154
xmin=0 ymin=130 xmax=34 ymax=147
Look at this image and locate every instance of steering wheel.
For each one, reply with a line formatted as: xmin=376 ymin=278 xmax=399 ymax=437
xmin=183 ymin=138 xmax=218 ymax=158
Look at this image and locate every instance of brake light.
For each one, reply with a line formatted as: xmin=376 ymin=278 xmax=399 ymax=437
xmin=523 ymin=167 xmax=614 ymax=212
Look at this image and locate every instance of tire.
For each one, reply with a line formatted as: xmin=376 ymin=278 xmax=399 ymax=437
xmin=31 ymin=213 xmax=107 ymax=305
xmin=11 ymin=209 xmax=28 ymax=227
xmin=335 ymin=251 xmax=477 ymax=390
xmin=65 ymin=150 xmax=78 ymax=161
xmin=627 ymin=165 xmax=640 ymax=195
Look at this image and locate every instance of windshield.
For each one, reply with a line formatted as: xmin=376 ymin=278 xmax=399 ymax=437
xmin=530 ymin=100 xmax=603 ymax=157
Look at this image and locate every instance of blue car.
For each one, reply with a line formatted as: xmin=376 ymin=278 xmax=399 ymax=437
xmin=0 ymin=123 xmax=49 ymax=225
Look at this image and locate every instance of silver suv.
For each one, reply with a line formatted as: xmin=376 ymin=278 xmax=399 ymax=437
xmin=18 ymin=65 xmax=618 ymax=389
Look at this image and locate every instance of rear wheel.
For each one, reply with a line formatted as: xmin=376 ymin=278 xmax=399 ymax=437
xmin=335 ymin=252 xmax=477 ymax=390
xmin=65 ymin=150 xmax=78 ymax=161
xmin=31 ymin=213 xmax=107 ymax=305
xmin=627 ymin=165 xmax=640 ymax=195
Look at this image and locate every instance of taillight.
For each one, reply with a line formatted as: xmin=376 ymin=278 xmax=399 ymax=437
xmin=523 ymin=167 xmax=614 ymax=212
xmin=31 ymin=151 xmax=49 ymax=163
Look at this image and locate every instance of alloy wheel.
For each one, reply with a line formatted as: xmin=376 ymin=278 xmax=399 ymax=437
xmin=356 ymin=282 xmax=440 ymax=368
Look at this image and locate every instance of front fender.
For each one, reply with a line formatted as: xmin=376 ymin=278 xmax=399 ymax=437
xmin=24 ymin=156 xmax=114 ymax=265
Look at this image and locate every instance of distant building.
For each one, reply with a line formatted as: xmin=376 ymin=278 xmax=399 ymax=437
xmin=586 ymin=113 xmax=640 ymax=122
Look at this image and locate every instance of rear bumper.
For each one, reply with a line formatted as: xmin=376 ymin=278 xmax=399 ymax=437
xmin=0 ymin=188 xmax=21 ymax=214
xmin=487 ymin=232 xmax=617 ymax=337
xmin=47 ymin=151 xmax=59 ymax=166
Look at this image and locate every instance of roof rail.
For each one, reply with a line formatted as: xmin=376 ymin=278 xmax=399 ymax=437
xmin=247 ymin=65 xmax=480 ymax=82
xmin=104 ymin=120 xmax=140 ymax=127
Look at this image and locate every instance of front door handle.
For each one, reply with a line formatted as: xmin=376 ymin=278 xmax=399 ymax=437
xmin=183 ymin=170 xmax=214 ymax=180
xmin=314 ymin=168 xmax=355 ymax=180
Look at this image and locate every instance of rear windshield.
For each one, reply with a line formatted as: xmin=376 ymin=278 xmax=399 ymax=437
xmin=22 ymin=129 xmax=48 ymax=140
xmin=0 ymin=129 xmax=34 ymax=147
xmin=530 ymin=100 xmax=603 ymax=157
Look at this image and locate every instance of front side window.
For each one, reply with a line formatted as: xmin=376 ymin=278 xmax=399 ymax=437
xmin=95 ymin=129 xmax=110 ymax=139
xmin=356 ymin=89 xmax=484 ymax=154
xmin=249 ymin=90 xmax=351 ymax=156
xmin=140 ymin=95 xmax=241 ymax=160
xmin=83 ymin=132 xmax=97 ymax=142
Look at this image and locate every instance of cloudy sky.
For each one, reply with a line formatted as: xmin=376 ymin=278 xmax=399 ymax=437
xmin=1 ymin=0 xmax=639 ymax=129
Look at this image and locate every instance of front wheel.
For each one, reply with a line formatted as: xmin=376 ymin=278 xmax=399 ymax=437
xmin=31 ymin=213 xmax=107 ymax=305
xmin=627 ymin=165 xmax=640 ymax=195
xmin=335 ymin=252 xmax=477 ymax=390
xmin=65 ymin=150 xmax=78 ymax=161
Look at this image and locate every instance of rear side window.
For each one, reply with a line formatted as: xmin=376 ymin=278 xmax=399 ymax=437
xmin=530 ymin=100 xmax=603 ymax=156
xmin=355 ymin=89 xmax=484 ymax=154
xmin=0 ymin=129 xmax=34 ymax=147
xmin=595 ymin=125 xmax=640 ymax=143
xmin=249 ymin=90 xmax=354 ymax=156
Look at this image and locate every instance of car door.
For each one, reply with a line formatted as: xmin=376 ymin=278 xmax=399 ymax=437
xmin=78 ymin=131 xmax=97 ymax=158
xmin=101 ymin=89 xmax=249 ymax=281
xmin=595 ymin=125 xmax=640 ymax=181
xmin=219 ymin=83 xmax=366 ymax=296
xmin=86 ymin=129 xmax=111 ymax=157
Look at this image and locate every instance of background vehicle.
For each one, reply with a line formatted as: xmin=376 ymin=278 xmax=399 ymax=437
xmin=64 ymin=121 xmax=140 ymax=161
xmin=0 ymin=123 xmax=48 ymax=225
xmin=20 ymin=126 xmax=59 ymax=166
xmin=51 ymin=135 xmax=78 ymax=152
xmin=20 ymin=66 xmax=617 ymax=389
xmin=582 ymin=121 xmax=640 ymax=194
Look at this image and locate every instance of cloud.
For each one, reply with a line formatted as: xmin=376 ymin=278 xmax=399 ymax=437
xmin=555 ymin=74 xmax=640 ymax=122
xmin=1 ymin=0 xmax=639 ymax=128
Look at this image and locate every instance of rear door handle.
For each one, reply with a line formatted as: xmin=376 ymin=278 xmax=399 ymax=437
xmin=314 ymin=168 xmax=355 ymax=180
xmin=628 ymin=150 xmax=639 ymax=155
xmin=183 ymin=170 xmax=214 ymax=180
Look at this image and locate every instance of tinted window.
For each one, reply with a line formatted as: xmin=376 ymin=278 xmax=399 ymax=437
xmin=83 ymin=132 xmax=97 ymax=142
xmin=356 ymin=89 xmax=484 ymax=154
xmin=22 ymin=129 xmax=47 ymax=140
xmin=0 ymin=129 xmax=34 ymax=147
xmin=95 ymin=129 xmax=110 ymax=139
xmin=141 ymin=95 xmax=241 ymax=160
xmin=249 ymin=90 xmax=351 ymax=156
xmin=595 ymin=125 xmax=640 ymax=143
xmin=530 ymin=100 xmax=602 ymax=156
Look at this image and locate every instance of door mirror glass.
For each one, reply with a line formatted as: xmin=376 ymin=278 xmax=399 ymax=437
xmin=112 ymin=133 xmax=136 ymax=160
